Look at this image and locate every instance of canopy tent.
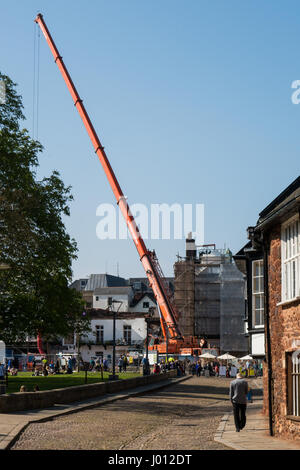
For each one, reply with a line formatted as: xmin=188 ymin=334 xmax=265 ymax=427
xmin=199 ymin=352 xmax=216 ymax=359
xmin=239 ymin=355 xmax=253 ymax=361
xmin=217 ymin=353 xmax=236 ymax=361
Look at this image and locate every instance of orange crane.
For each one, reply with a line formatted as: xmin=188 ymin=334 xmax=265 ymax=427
xmin=35 ymin=13 xmax=201 ymax=356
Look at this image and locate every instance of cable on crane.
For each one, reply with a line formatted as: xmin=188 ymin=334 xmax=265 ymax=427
xmin=32 ymin=22 xmax=41 ymax=140
xmin=32 ymin=22 xmax=36 ymax=139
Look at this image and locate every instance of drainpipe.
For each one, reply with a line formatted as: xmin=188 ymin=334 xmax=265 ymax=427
xmin=263 ymin=236 xmax=274 ymax=436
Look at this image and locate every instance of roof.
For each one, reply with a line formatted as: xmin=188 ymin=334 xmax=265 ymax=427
xmin=234 ymin=241 xmax=252 ymax=258
xmin=130 ymin=292 xmax=156 ymax=307
xmin=93 ymin=286 xmax=133 ymax=296
xmin=88 ymin=308 xmax=146 ymax=319
xmin=129 ymin=277 xmax=174 ymax=288
xmin=69 ymin=279 xmax=89 ymax=291
xmin=85 ymin=274 xmax=127 ymax=291
xmin=257 ymin=176 xmax=300 ymax=224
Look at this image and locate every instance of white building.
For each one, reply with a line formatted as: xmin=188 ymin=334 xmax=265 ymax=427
xmin=93 ymin=286 xmax=134 ymax=311
xmin=79 ymin=311 xmax=148 ymax=363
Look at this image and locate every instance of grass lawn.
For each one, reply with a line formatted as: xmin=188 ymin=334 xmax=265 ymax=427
xmin=6 ymin=371 xmax=141 ymax=394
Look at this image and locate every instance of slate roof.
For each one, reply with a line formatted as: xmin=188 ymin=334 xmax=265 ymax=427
xmin=130 ymin=292 xmax=156 ymax=307
xmin=258 ymin=176 xmax=300 ymax=220
xmin=85 ymin=274 xmax=127 ymax=291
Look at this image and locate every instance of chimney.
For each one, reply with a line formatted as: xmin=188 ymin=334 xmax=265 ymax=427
xmin=186 ymin=232 xmax=196 ymax=259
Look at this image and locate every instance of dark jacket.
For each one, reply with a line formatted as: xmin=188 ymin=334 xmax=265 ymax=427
xmin=229 ymin=378 xmax=248 ymax=404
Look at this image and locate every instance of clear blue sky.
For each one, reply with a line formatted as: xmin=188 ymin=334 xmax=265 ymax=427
xmin=1 ymin=1 xmax=299 ymax=280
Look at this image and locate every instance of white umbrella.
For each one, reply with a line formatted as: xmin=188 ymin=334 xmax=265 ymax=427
xmin=239 ymin=355 xmax=253 ymax=361
xmin=218 ymin=353 xmax=236 ymax=360
xmin=199 ymin=352 xmax=216 ymax=359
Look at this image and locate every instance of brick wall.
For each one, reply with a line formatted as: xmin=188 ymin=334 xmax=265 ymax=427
xmin=266 ymin=224 xmax=300 ymax=440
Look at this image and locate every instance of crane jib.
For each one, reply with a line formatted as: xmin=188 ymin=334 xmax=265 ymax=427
xmin=34 ymin=13 xmax=182 ymax=341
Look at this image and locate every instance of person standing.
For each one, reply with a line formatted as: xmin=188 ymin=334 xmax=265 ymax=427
xmin=229 ymin=372 xmax=249 ymax=432
xmin=118 ymin=357 xmax=123 ymax=373
xmin=123 ymin=355 xmax=127 ymax=372
xmin=142 ymin=356 xmax=150 ymax=376
xmin=0 ymin=362 xmax=5 ymax=383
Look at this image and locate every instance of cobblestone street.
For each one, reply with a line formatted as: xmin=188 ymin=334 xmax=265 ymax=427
xmin=12 ymin=376 xmax=234 ymax=450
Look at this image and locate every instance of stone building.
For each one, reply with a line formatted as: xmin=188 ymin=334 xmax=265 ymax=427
xmin=174 ymin=237 xmax=248 ymax=355
xmin=238 ymin=176 xmax=300 ymax=441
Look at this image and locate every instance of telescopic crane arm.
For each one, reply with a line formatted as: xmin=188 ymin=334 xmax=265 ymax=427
xmin=34 ymin=13 xmax=181 ymax=341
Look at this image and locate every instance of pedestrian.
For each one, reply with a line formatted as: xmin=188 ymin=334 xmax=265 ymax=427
xmin=95 ymin=357 xmax=101 ymax=372
xmin=123 ymin=356 xmax=127 ymax=372
xmin=118 ymin=357 xmax=123 ymax=373
xmin=229 ymin=372 xmax=248 ymax=432
xmin=0 ymin=363 xmax=5 ymax=382
xmin=253 ymin=361 xmax=258 ymax=378
xmin=142 ymin=356 xmax=150 ymax=376
xmin=196 ymin=362 xmax=201 ymax=377
xmin=55 ymin=360 xmax=60 ymax=374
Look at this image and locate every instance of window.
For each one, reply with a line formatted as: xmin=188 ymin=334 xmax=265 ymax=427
xmin=143 ymin=301 xmax=150 ymax=309
xmin=123 ymin=325 xmax=131 ymax=345
xmin=95 ymin=325 xmax=104 ymax=343
xmin=282 ymin=217 xmax=300 ymax=302
xmin=95 ymin=296 xmax=99 ymax=302
xmin=133 ymin=281 xmax=142 ymax=291
xmin=252 ymin=260 xmax=264 ymax=327
xmin=287 ymin=352 xmax=300 ymax=417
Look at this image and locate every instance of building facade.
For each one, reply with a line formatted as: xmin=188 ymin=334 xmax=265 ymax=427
xmin=238 ymin=176 xmax=300 ymax=440
xmin=174 ymin=238 xmax=248 ymax=355
xmin=78 ymin=310 xmax=148 ymax=363
xmin=234 ymin=241 xmax=265 ymax=359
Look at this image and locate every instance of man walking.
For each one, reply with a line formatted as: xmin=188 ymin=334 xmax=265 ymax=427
xmin=229 ymin=372 xmax=248 ymax=432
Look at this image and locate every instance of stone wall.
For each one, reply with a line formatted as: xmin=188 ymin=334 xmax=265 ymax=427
xmin=0 ymin=371 xmax=177 ymax=413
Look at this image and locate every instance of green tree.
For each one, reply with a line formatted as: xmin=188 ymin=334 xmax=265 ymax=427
xmin=0 ymin=72 xmax=89 ymax=343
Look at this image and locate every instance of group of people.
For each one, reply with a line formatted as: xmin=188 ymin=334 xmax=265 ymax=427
xmin=151 ymin=359 xmax=186 ymax=377
xmin=88 ymin=355 xmax=140 ymax=374
xmin=187 ymin=359 xmax=262 ymax=378
xmin=31 ymin=356 xmax=77 ymax=376
xmin=117 ymin=355 xmax=129 ymax=373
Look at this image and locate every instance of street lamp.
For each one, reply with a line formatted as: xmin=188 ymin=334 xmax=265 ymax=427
xmin=143 ymin=317 xmax=151 ymax=376
xmin=108 ymin=298 xmax=123 ymax=381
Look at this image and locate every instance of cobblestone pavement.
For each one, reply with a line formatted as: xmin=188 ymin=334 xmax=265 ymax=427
xmin=12 ymin=376 xmax=234 ymax=450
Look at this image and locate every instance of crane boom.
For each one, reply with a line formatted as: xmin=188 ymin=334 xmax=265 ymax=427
xmin=34 ymin=13 xmax=181 ymax=341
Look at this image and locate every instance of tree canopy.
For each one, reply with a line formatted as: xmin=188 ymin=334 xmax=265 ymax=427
xmin=0 ymin=72 xmax=89 ymax=343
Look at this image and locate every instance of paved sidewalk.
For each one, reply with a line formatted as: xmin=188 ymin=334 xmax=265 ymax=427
xmin=215 ymin=398 xmax=300 ymax=450
xmin=0 ymin=376 xmax=189 ymax=451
